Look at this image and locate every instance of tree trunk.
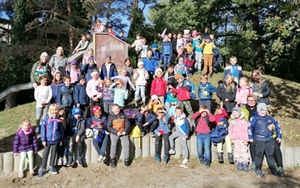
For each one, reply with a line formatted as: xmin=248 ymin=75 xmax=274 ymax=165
xmin=5 ymin=93 xmax=16 ymax=109
xmin=106 ymin=2 xmax=112 ymax=28
xmin=131 ymin=0 xmax=139 ymax=23
xmin=66 ymin=0 xmax=73 ymax=51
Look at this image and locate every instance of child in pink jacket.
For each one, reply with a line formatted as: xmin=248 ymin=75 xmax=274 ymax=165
xmin=228 ymin=107 xmax=249 ymax=172
xmin=236 ymin=77 xmax=252 ymax=107
xmin=86 ymin=70 xmax=102 ymax=108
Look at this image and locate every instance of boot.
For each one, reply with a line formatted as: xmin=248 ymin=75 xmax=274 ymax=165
xmin=228 ymin=153 xmax=234 ymax=164
xmin=111 ymin=158 xmax=117 ymax=168
xmin=242 ymin=163 xmax=248 ymax=172
xmin=217 ymin=152 xmax=224 ymax=163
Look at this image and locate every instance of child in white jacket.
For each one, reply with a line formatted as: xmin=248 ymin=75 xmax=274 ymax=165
xmin=133 ymin=61 xmax=149 ymax=107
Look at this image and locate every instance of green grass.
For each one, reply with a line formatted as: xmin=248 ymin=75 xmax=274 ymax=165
xmin=0 ymin=71 xmax=299 ymax=152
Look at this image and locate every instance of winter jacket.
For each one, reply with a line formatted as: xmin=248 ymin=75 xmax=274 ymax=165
xmin=148 ymin=101 xmax=163 ymax=114
xmin=236 ymin=87 xmax=252 ymax=106
xmin=107 ymin=112 xmax=131 ymax=135
xmin=154 ymin=113 xmax=171 ymax=135
xmin=165 ymin=93 xmax=178 ymax=104
xmin=30 ymin=61 xmax=52 ymax=84
xmin=152 ymin=50 xmax=162 ymax=61
xmin=34 ymin=85 xmax=52 ymax=108
xmin=192 ymin=111 xmax=216 ymax=134
xmin=110 ymin=83 xmax=128 ymax=107
xmin=223 ymin=64 xmax=243 ymax=83
xmin=142 ymin=57 xmax=159 ymax=73
xmin=248 ymin=114 xmax=282 ymax=141
xmin=41 ymin=116 xmax=64 ymax=144
xmin=135 ymin=112 xmax=156 ymax=125
xmin=58 ymin=85 xmax=74 ymax=107
xmin=228 ymin=118 xmax=249 ymax=141
xmin=150 ymin=77 xmax=167 ymax=97
xmin=102 ymin=87 xmax=114 ymax=102
xmin=68 ymin=68 xmax=80 ymax=83
xmin=200 ymin=42 xmax=215 ymax=55
xmin=100 ymin=63 xmax=118 ymax=80
xmin=125 ymin=66 xmax=134 ymax=78
xmin=216 ymin=80 xmax=237 ymax=113
xmin=49 ymin=55 xmax=69 ymax=76
xmin=251 ymin=78 xmax=271 ymax=105
xmin=133 ymin=68 xmax=149 ymax=86
xmin=174 ymin=113 xmax=190 ymax=136
xmin=214 ymin=109 xmax=229 ymax=124
xmin=86 ymin=116 xmax=107 ymax=143
xmin=74 ymin=83 xmax=89 ymax=105
xmin=198 ymin=82 xmax=217 ymax=101
xmin=13 ymin=129 xmax=38 ymax=153
xmin=174 ymin=63 xmax=189 ymax=76
xmin=162 ymin=41 xmax=173 ymax=55
xmin=69 ymin=117 xmax=86 ymax=137
xmin=241 ymin=104 xmax=257 ymax=122
xmin=51 ymin=82 xmax=64 ymax=103
xmin=170 ymin=80 xmax=191 ymax=101
xmin=86 ymin=79 xmax=102 ymax=99
xmin=80 ymin=63 xmax=98 ymax=82
xmin=192 ymin=38 xmax=203 ymax=53
xmin=164 ymin=71 xmax=177 ymax=88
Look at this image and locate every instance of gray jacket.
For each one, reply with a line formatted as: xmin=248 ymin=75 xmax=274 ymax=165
xmin=49 ymin=54 xmax=69 ymax=76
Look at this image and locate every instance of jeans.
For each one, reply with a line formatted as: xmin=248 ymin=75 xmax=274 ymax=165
xmin=163 ymin=55 xmax=171 ymax=70
xmin=41 ymin=143 xmax=58 ymax=169
xmin=196 ymin=133 xmax=211 ymax=163
xmin=135 ymin=85 xmax=146 ymax=103
xmin=35 ymin=106 xmax=49 ymax=127
xmin=155 ymin=134 xmax=170 ymax=157
xmin=68 ymin=135 xmax=84 ymax=164
xmin=57 ymin=136 xmax=69 ymax=157
xmin=92 ymin=134 xmax=109 ymax=156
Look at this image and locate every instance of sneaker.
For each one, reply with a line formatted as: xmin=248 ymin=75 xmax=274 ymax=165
xmin=199 ymin=158 xmax=204 ymax=165
xmin=124 ymin=158 xmax=129 ymax=167
xmin=57 ymin=157 xmax=63 ymax=166
xmin=251 ymin=162 xmax=256 ymax=170
xmin=150 ymin=132 xmax=155 ymax=138
xmin=77 ymin=160 xmax=83 ymax=167
xmin=111 ymin=158 xmax=117 ymax=168
xmin=163 ymin=156 xmax=169 ymax=164
xmin=255 ymin=170 xmax=264 ymax=177
xmin=155 ymin=156 xmax=161 ymax=162
xmin=182 ymin=158 xmax=189 ymax=165
xmin=37 ymin=168 xmax=46 ymax=179
xmin=271 ymin=170 xmax=281 ymax=177
xmin=63 ymin=156 xmax=67 ymax=166
xmin=169 ymin=148 xmax=176 ymax=155
xmin=277 ymin=167 xmax=285 ymax=176
xmin=18 ymin=172 xmax=24 ymax=178
xmin=98 ymin=155 xmax=104 ymax=163
xmin=205 ymin=162 xmax=210 ymax=168
xmin=49 ymin=166 xmax=57 ymax=174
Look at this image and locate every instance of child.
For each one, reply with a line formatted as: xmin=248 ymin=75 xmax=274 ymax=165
xmin=34 ymin=75 xmax=52 ymax=133
xmin=198 ymin=74 xmax=217 ymax=112
xmin=162 ymin=35 xmax=173 ymax=70
xmin=213 ymin=103 xmax=233 ymax=164
xmin=67 ymin=107 xmax=86 ymax=167
xmin=82 ymin=48 xmax=94 ymax=65
xmin=68 ymin=59 xmax=80 ymax=84
xmin=183 ymin=40 xmax=194 ymax=70
xmin=81 ymin=56 xmax=98 ymax=82
xmin=169 ymin=106 xmax=190 ymax=165
xmin=92 ymin=19 xmax=105 ymax=33
xmin=192 ymin=32 xmax=203 ymax=73
xmin=164 ymin=65 xmax=177 ymax=90
xmin=131 ymin=34 xmax=142 ymax=61
xmin=228 ymin=107 xmax=249 ymax=171
xmin=102 ymin=78 xmax=114 ymax=115
xmin=248 ymin=103 xmax=282 ymax=177
xmin=86 ymin=106 xmax=108 ymax=163
xmin=109 ymin=79 xmax=128 ymax=109
xmin=133 ymin=61 xmax=149 ymax=107
xmin=74 ymin=75 xmax=89 ymax=119
xmin=57 ymin=106 xmax=68 ymax=166
xmin=86 ymin=70 xmax=102 ymax=108
xmin=223 ymin=56 xmax=243 ymax=84
xmin=148 ymin=95 xmax=163 ymax=114
xmin=176 ymin=33 xmax=184 ymax=58
xmin=142 ymin=49 xmax=159 ymax=76
xmin=192 ymin=105 xmax=216 ymax=168
xmin=111 ymin=69 xmax=135 ymax=91
xmin=100 ymin=55 xmax=119 ymax=80
xmin=165 ymin=90 xmax=178 ymax=112
xmin=58 ymin=76 xmax=74 ymax=123
xmin=140 ymin=37 xmax=148 ymax=59
xmin=200 ymin=36 xmax=216 ymax=78
xmin=51 ymin=71 xmax=64 ymax=104
xmin=124 ymin=58 xmax=133 ymax=78
xmin=236 ymin=77 xmax=252 ymax=107
xmin=38 ymin=104 xmax=64 ymax=179
xmin=72 ymin=34 xmax=89 ymax=54
xmin=174 ymin=57 xmax=189 ymax=78
xmin=135 ymin=104 xmax=158 ymax=137
xmin=151 ymin=43 xmax=162 ymax=63
xmin=107 ymin=104 xmax=131 ymax=168
xmin=150 ymin=68 xmax=167 ymax=106
xmin=13 ymin=119 xmax=38 ymax=178
xmin=154 ymin=108 xmax=171 ymax=164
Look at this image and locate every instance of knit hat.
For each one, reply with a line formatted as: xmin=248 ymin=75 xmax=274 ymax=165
xmin=40 ymin=52 xmax=48 ymax=58
xmin=155 ymin=68 xmax=163 ymax=75
xmin=174 ymin=72 xmax=183 ymax=80
xmin=137 ymin=61 xmax=144 ymax=67
xmin=232 ymin=107 xmax=242 ymax=115
xmin=257 ymin=103 xmax=267 ymax=112
xmin=183 ymin=29 xmax=190 ymax=36
xmin=88 ymin=56 xmax=94 ymax=61
xmin=71 ymin=59 xmax=77 ymax=65
xmin=178 ymin=57 xmax=184 ymax=63
xmin=151 ymin=95 xmax=158 ymax=101
xmin=78 ymin=75 xmax=85 ymax=81
xmin=92 ymin=106 xmax=101 ymax=114
xmin=151 ymin=43 xmax=158 ymax=48
xmin=72 ymin=107 xmax=82 ymax=116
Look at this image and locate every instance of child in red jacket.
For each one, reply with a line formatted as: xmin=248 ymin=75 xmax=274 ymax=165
xmin=150 ymin=68 xmax=167 ymax=106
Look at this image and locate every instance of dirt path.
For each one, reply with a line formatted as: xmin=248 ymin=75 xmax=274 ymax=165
xmin=1 ymin=158 xmax=299 ymax=188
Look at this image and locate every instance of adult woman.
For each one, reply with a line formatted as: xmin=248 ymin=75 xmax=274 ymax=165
xmin=216 ymin=73 xmax=237 ymax=115
xmin=49 ymin=46 xmax=69 ymax=76
xmin=250 ymin=69 xmax=271 ymax=105
xmin=30 ymin=52 xmax=52 ymax=89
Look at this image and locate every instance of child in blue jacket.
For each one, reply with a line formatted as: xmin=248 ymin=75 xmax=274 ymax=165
xmin=198 ymin=74 xmax=217 ymax=112
xmin=74 ymin=75 xmax=89 ymax=119
xmin=162 ymin=35 xmax=173 ymax=70
xmin=135 ymin=104 xmax=158 ymax=137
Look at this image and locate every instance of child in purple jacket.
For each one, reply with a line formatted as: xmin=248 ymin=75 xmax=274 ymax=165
xmin=13 ymin=118 xmax=38 ymax=178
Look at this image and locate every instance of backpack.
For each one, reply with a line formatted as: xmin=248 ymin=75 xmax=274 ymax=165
xmin=184 ymin=80 xmax=196 ymax=100
xmin=179 ymin=118 xmax=191 ymax=136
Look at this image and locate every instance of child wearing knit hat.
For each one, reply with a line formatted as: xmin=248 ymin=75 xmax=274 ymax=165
xmin=133 ymin=61 xmax=149 ymax=107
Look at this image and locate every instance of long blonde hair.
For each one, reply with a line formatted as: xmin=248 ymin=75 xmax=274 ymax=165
xmin=224 ymin=74 xmax=236 ymax=91
xmin=251 ymin=69 xmax=263 ymax=88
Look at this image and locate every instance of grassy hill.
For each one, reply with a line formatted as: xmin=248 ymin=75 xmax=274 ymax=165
xmin=0 ymin=71 xmax=299 ymax=152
